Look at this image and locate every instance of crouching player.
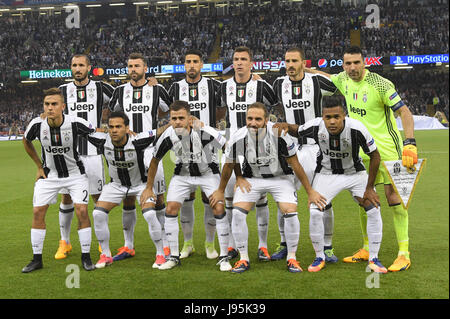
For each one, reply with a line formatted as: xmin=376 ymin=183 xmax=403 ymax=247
xmin=87 ymin=111 xmax=170 ymax=269
xmin=274 ymin=96 xmax=387 ymax=273
xmin=140 ymin=100 xmax=232 ymax=271
xmin=22 ymin=88 xmax=96 ymax=273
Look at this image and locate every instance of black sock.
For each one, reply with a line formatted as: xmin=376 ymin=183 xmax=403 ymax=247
xmin=33 ymin=254 xmax=42 ymax=262
xmin=324 ymin=246 xmax=333 ymax=251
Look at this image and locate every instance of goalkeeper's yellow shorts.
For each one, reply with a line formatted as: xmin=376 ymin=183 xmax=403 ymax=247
xmin=362 ymin=159 xmax=393 ymax=186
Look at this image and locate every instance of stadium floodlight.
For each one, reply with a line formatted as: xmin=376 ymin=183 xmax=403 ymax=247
xmin=157 ymin=1 xmax=173 ymax=4
xmin=394 ymin=66 xmax=413 ymax=70
xmin=39 ymin=7 xmax=55 ymax=10
xmin=21 ymin=80 xmax=38 ymax=83
xmin=133 ymin=2 xmax=149 ymax=5
xmin=109 ymin=2 xmax=126 ymax=6
xmin=0 ymin=8 xmax=11 ymax=11
xmin=181 ymin=0 xmax=197 ymax=2
xmin=16 ymin=8 xmax=32 ymax=11
xmin=86 ymin=4 xmax=102 ymax=7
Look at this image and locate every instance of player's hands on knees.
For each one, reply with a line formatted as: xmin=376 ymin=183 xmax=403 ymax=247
xmin=234 ymin=176 xmax=251 ymax=193
xmin=146 ymin=77 xmax=158 ymax=86
xmin=307 ymin=190 xmax=327 ymax=211
xmin=36 ymin=167 xmax=47 ymax=181
xmin=140 ymin=187 xmax=156 ymax=207
xmin=209 ymin=190 xmax=224 ymax=208
xmin=272 ymin=122 xmax=289 ymax=137
xmin=363 ymin=187 xmax=380 ymax=209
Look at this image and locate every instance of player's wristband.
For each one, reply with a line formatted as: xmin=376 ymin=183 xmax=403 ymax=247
xmin=403 ymin=138 xmax=416 ymax=146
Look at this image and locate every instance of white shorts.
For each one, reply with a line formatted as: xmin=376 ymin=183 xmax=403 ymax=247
xmin=145 ymin=147 xmax=166 ymax=195
xmin=59 ymin=155 xmax=105 ymax=195
xmin=166 ymin=174 xmax=220 ymax=204
xmin=293 ymin=144 xmax=319 ymax=190
xmin=33 ymin=174 xmax=89 ymax=207
xmin=310 ymin=171 xmax=369 ymax=210
xmin=98 ymin=182 xmax=153 ymax=205
xmin=233 ymin=175 xmax=297 ymax=205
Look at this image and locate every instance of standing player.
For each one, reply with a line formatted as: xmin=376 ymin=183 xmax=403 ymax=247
xmin=140 ymin=101 xmax=232 ymax=271
xmin=8 ymin=121 xmax=19 ymax=140
xmin=87 ymin=111 xmax=170 ymax=269
xmin=217 ymin=46 xmax=279 ymax=261
xmin=55 ymin=54 xmax=115 ymax=261
xmin=108 ymin=52 xmax=172 ymax=260
xmin=209 ymin=102 xmax=327 ymax=273
xmin=271 ymin=47 xmax=338 ymax=262
xmin=168 ymin=49 xmax=222 ymax=260
xmin=22 ymin=88 xmax=96 ymax=273
xmin=309 ymin=46 xmax=416 ymax=271
xmin=273 ymin=96 xmax=387 ymax=273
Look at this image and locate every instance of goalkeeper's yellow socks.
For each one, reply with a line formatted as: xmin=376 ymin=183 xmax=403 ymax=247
xmin=359 ymin=205 xmax=370 ymax=251
xmin=391 ymin=203 xmax=410 ymax=259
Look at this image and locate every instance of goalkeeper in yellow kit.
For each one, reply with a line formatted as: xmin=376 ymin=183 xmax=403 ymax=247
xmin=310 ymin=46 xmax=417 ymax=271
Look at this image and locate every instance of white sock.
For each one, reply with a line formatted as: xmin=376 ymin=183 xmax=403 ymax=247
xmin=156 ymin=206 xmax=168 ymax=248
xmin=256 ymin=200 xmax=269 ymax=249
xmin=180 ymin=200 xmax=194 ymax=242
xmin=366 ymin=206 xmax=383 ymax=261
xmin=232 ymin=208 xmax=249 ymax=261
xmin=277 ymin=207 xmax=286 ymax=243
xmin=122 ymin=207 xmax=136 ymax=250
xmin=59 ymin=203 xmax=74 ymax=244
xmin=226 ymin=199 xmax=235 ymax=249
xmin=284 ymin=212 xmax=300 ymax=260
xmin=78 ymin=227 xmax=92 ymax=254
xmin=323 ymin=205 xmax=334 ymax=248
xmin=203 ymin=202 xmax=216 ymax=244
xmin=93 ymin=209 xmax=111 ymax=257
xmin=309 ymin=207 xmax=325 ymax=260
xmin=214 ymin=212 xmax=230 ymax=257
xmin=165 ymin=214 xmax=180 ymax=257
xmin=143 ymin=208 xmax=164 ymax=256
xmin=31 ymin=228 xmax=46 ymax=255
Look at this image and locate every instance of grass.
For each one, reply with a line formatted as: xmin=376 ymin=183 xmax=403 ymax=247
xmin=0 ymin=130 xmax=448 ymax=300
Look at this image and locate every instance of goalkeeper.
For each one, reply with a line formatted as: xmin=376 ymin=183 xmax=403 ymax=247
xmin=308 ymin=46 xmax=417 ymax=272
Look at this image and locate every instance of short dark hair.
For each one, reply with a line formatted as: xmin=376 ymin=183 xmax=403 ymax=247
xmin=71 ymin=54 xmax=91 ymax=66
xmin=247 ymin=102 xmax=268 ymax=118
xmin=233 ymin=46 xmax=253 ymax=61
xmin=322 ymin=96 xmax=345 ymax=111
xmin=128 ymin=52 xmax=147 ymax=65
xmin=108 ymin=111 xmax=130 ymax=126
xmin=43 ymin=87 xmax=64 ymax=100
xmin=185 ymin=49 xmax=203 ymax=60
xmin=170 ymin=100 xmax=190 ymax=114
xmin=286 ymin=47 xmax=305 ymax=60
xmin=344 ymin=46 xmax=364 ymax=57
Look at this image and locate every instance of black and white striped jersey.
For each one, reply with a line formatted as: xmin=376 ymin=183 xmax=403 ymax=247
xmin=168 ymin=76 xmax=221 ymax=127
xmin=225 ymin=122 xmax=297 ymax=178
xmin=273 ymin=74 xmax=336 ymax=145
xmin=24 ymin=115 xmax=95 ymax=179
xmin=154 ymin=125 xmax=226 ymax=176
xmin=297 ymin=117 xmax=377 ymax=175
xmin=219 ymin=77 xmax=278 ymax=133
xmin=59 ymin=80 xmax=114 ymax=156
xmin=108 ymin=81 xmax=171 ymax=133
xmin=87 ymin=130 xmax=157 ymax=187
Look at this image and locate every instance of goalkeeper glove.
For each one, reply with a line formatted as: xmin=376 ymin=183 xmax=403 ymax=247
xmin=402 ymin=138 xmax=418 ymax=168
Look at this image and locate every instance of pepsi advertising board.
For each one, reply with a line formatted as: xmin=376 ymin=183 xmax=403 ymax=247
xmin=317 ymin=57 xmax=384 ymax=68
xmin=390 ymin=54 xmax=449 ymax=65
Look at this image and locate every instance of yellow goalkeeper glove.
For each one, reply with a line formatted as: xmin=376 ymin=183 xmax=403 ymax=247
xmin=402 ymin=138 xmax=418 ymax=168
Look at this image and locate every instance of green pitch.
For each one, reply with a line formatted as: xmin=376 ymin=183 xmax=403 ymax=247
xmin=0 ymin=130 xmax=448 ymax=299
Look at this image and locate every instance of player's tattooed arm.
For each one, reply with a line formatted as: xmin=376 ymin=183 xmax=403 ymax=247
xmin=156 ymin=123 xmax=171 ymax=138
xmin=23 ymin=138 xmax=47 ymax=180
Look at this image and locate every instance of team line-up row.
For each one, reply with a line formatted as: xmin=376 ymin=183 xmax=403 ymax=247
xmin=21 ymin=45 xmax=418 ymax=274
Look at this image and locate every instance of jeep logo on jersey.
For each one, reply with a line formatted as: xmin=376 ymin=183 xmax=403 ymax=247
xmin=45 ymin=146 xmax=71 ymax=154
xmin=349 ymin=105 xmax=367 ymax=117
xmin=253 ymin=157 xmax=276 ymax=166
xmin=323 ymin=149 xmax=349 ymax=158
xmin=229 ymin=102 xmax=248 ymax=111
xmin=111 ymin=160 xmax=135 ymax=168
xmin=70 ymin=103 xmax=94 ymax=111
xmin=190 ymin=102 xmax=207 ymax=110
xmin=190 ymin=89 xmax=197 ymax=98
xmin=285 ymin=100 xmax=311 ymax=109
xmin=125 ymin=104 xmax=151 ymax=113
